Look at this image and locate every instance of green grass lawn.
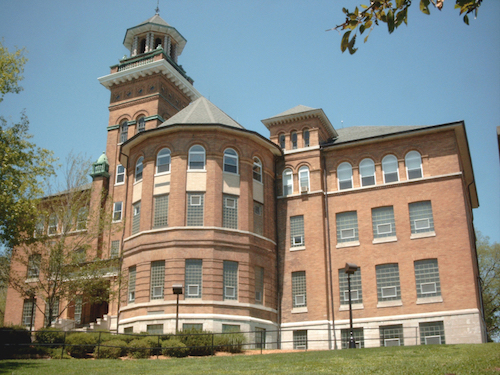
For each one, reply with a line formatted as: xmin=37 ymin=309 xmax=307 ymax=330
xmin=1 ymin=343 xmax=499 ymax=375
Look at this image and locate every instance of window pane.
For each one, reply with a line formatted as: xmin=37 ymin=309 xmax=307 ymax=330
xmin=290 ymin=216 xmax=305 ymax=247
xmin=132 ymin=201 xmax=141 ymax=234
xmin=419 ymin=321 xmax=445 ymax=345
xmin=187 ymin=193 xmax=204 ymax=226
xmin=255 ymin=266 xmax=264 ymax=304
xmin=338 ymin=162 xmax=353 ymax=190
xmin=409 ymin=201 xmax=434 ymax=234
xmin=150 ymin=261 xmax=165 ymax=300
xmin=223 ymin=149 xmax=238 ymax=174
xmin=372 ymin=206 xmax=396 ymax=239
xmin=253 ymin=202 xmax=264 ymax=236
xmin=299 ymin=166 xmax=309 ymax=192
xmin=223 ymin=261 xmax=238 ymax=300
xmin=336 ymin=211 xmax=359 ymax=243
xmin=135 ymin=157 xmax=143 ymax=182
xmin=380 ymin=325 xmax=404 ymax=347
xmin=283 ymin=169 xmax=293 ymax=196
xmin=414 ymin=259 xmax=441 ymax=298
xmin=341 ymin=328 xmax=364 ymax=349
xmin=22 ymin=299 xmax=35 ymax=327
xmin=116 ymin=164 xmax=125 ymax=184
xmin=382 ymin=155 xmax=399 ymax=183
xmin=253 ymin=158 xmax=262 ymax=182
xmin=376 ymin=264 xmax=401 ymax=301
xmin=359 ymin=158 xmax=375 ymax=187
xmin=153 ymin=195 xmax=169 ymax=228
xmin=113 ymin=202 xmax=123 ymax=221
xmin=339 ymin=267 xmax=362 ymax=305
xmin=223 ymin=195 xmax=238 ymax=229
xmin=293 ymin=330 xmax=307 ymax=349
xmin=185 ymin=259 xmax=202 ymax=299
xmin=189 ymin=145 xmax=205 ymax=170
xmin=128 ymin=266 xmax=136 ymax=302
xmin=406 ymin=151 xmax=423 ymax=179
xmin=110 ymin=240 xmax=120 ymax=258
xmin=292 ymin=271 xmax=307 ymax=307
xmin=157 ymin=148 xmax=171 ymax=174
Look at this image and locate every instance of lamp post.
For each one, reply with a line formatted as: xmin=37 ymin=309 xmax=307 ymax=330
xmin=345 ymin=262 xmax=359 ymax=349
xmin=172 ymin=284 xmax=183 ymax=334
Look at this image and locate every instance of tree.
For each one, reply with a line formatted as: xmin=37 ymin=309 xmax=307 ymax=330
xmin=4 ymin=153 xmax=119 ymax=328
xmin=333 ymin=0 xmax=483 ymax=54
xmin=477 ymin=231 xmax=500 ymax=341
xmin=0 ymin=40 xmax=27 ymax=102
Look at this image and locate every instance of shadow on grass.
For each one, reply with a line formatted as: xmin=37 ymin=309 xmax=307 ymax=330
xmin=0 ymin=360 xmax=44 ymax=375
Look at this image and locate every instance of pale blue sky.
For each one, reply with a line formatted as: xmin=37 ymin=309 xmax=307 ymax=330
xmin=1 ymin=1 xmax=499 ymax=243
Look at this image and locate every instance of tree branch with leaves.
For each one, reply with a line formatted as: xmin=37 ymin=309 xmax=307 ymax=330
xmin=331 ymin=0 xmax=483 ymax=54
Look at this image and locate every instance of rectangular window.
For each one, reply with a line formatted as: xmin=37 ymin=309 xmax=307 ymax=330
xmin=27 ymin=254 xmax=41 ymax=279
xmin=293 ymin=330 xmax=307 ymax=350
xmin=147 ymin=324 xmax=164 ymax=335
xmin=150 ymin=261 xmax=165 ymax=300
xmin=124 ymin=327 xmax=133 ymax=334
xmin=290 ymin=215 xmax=305 ymax=248
xmin=376 ymin=264 xmax=401 ymax=302
xmin=187 ymin=193 xmax=204 ymax=226
xmin=44 ymin=299 xmax=59 ymax=326
xmin=292 ymin=271 xmax=307 ymax=308
xmin=185 ymin=259 xmax=202 ymax=299
xmin=380 ymin=324 xmax=404 ymax=347
xmin=414 ymin=259 xmax=441 ymax=298
xmin=255 ymin=266 xmax=264 ymax=304
xmin=128 ymin=266 xmax=136 ymax=302
xmin=372 ymin=206 xmax=396 ymax=239
xmin=223 ymin=260 xmax=238 ymax=300
xmin=74 ymin=296 xmax=82 ymax=325
xmin=336 ymin=211 xmax=359 ymax=243
xmin=113 ymin=202 xmax=123 ymax=222
xmin=223 ymin=195 xmax=238 ymax=229
xmin=341 ymin=328 xmax=364 ymax=349
xmin=110 ymin=240 xmax=120 ymax=258
xmin=132 ymin=201 xmax=141 ymax=234
xmin=22 ymin=299 xmax=35 ymax=327
xmin=116 ymin=164 xmax=125 ymax=184
xmin=222 ymin=324 xmax=240 ymax=333
xmin=419 ymin=321 xmax=445 ymax=345
xmin=183 ymin=323 xmax=203 ymax=331
xmin=339 ymin=267 xmax=363 ymax=305
xmin=253 ymin=202 xmax=264 ymax=236
xmin=409 ymin=201 xmax=434 ymax=234
xmin=153 ymin=194 xmax=169 ymax=228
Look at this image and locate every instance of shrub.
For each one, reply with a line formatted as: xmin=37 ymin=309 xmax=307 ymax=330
xmin=161 ymin=338 xmax=188 ymax=358
xmin=179 ymin=328 xmax=213 ymax=356
xmin=65 ymin=332 xmax=98 ymax=358
xmin=47 ymin=347 xmax=72 ymax=359
xmin=0 ymin=326 xmax=32 ymax=359
xmin=214 ymin=332 xmax=246 ymax=353
xmin=127 ymin=338 xmax=153 ymax=359
xmin=94 ymin=339 xmax=127 ymax=359
xmin=35 ymin=327 xmax=65 ymax=348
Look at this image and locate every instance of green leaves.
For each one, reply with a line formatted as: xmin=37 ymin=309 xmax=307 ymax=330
xmin=0 ymin=40 xmax=27 ymax=103
xmin=420 ymin=0 xmax=431 ymax=15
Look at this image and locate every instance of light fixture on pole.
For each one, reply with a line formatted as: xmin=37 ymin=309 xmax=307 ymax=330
xmin=172 ymin=284 xmax=183 ymax=334
xmin=345 ymin=262 xmax=359 ymax=349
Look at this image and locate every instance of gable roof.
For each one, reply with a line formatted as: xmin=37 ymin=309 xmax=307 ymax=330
xmin=332 ymin=125 xmax=432 ymax=144
xmin=160 ymin=97 xmax=244 ymax=129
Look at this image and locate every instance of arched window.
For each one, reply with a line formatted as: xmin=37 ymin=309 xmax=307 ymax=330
xmin=382 ymin=155 xmax=399 ymax=183
xmin=120 ymin=120 xmax=128 ymax=143
xmin=338 ymin=162 xmax=353 ymax=190
xmin=291 ymin=132 xmax=298 ymax=149
xmin=137 ymin=116 xmax=145 ymax=133
xmin=303 ymin=129 xmax=310 ymax=147
xmin=253 ymin=157 xmax=262 ymax=182
xmin=135 ymin=156 xmax=144 ymax=182
xmin=154 ymin=38 xmax=162 ymax=49
xmin=279 ymin=134 xmax=286 ymax=150
xmin=223 ymin=148 xmax=238 ymax=174
xmin=283 ymin=169 xmax=293 ymax=196
xmin=188 ymin=145 xmax=205 ymax=170
xmin=359 ymin=158 xmax=376 ymax=187
xmin=405 ymin=151 xmax=423 ymax=179
xmin=156 ymin=148 xmax=171 ymax=174
xmin=298 ymin=166 xmax=310 ymax=193
xmin=139 ymin=38 xmax=146 ymax=54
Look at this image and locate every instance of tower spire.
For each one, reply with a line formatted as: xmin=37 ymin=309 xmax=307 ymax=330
xmin=155 ymin=0 xmax=160 ymax=15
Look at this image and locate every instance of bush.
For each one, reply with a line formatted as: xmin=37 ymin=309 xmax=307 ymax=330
xmin=35 ymin=327 xmax=65 ymax=348
xmin=161 ymin=338 xmax=188 ymax=358
xmin=179 ymin=328 xmax=213 ymax=356
xmin=214 ymin=332 xmax=246 ymax=353
xmin=127 ymin=338 xmax=153 ymax=359
xmin=0 ymin=326 xmax=32 ymax=359
xmin=65 ymin=332 xmax=98 ymax=358
xmin=47 ymin=347 xmax=72 ymax=359
xmin=95 ymin=339 xmax=127 ymax=359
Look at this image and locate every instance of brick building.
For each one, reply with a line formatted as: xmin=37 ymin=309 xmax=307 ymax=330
xmin=4 ymin=13 xmax=486 ymax=348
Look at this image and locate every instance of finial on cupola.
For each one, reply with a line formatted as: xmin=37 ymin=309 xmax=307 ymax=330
xmin=155 ymin=0 xmax=160 ymax=15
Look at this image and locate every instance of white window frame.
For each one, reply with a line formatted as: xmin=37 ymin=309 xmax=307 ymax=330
xmin=187 ymin=284 xmax=200 ymax=297
xmin=190 ymin=195 xmax=202 ymax=206
xmin=424 ymin=335 xmax=441 ymax=345
xmin=113 ymin=202 xmax=123 ymax=222
xmin=405 ymin=150 xmax=423 ymax=180
xmin=359 ymin=158 xmax=376 ymax=187
xmin=338 ymin=162 xmax=353 ymax=190
xmin=283 ymin=169 xmax=293 ymax=196
xmin=116 ymin=164 xmax=125 ymax=185
xmin=253 ymin=157 xmax=262 ymax=182
xmin=381 ymin=286 xmax=397 ymax=298
xmin=188 ymin=145 xmax=206 ymax=170
xmin=223 ymin=148 xmax=238 ymax=174
xmin=156 ymin=148 xmax=171 ymax=174
xmin=225 ymin=286 xmax=236 ymax=298
xmin=48 ymin=214 xmax=58 ymax=235
xmin=414 ymin=218 xmax=430 ymax=230
xmin=384 ymin=338 xmax=400 ymax=347
xmin=382 ymin=154 xmax=399 ymax=183
xmin=137 ymin=116 xmax=145 ymax=132
xmin=294 ymin=294 xmax=306 ymax=306
xmin=420 ymin=282 xmax=437 ymax=294
xmin=298 ymin=166 xmax=310 ymax=193
xmin=343 ymin=289 xmax=359 ymax=301
xmin=340 ymin=228 xmax=356 ymax=240
xmin=135 ymin=156 xmax=144 ymax=182
xmin=225 ymin=197 xmax=236 ymax=209
xmin=377 ymin=223 xmax=393 ymax=235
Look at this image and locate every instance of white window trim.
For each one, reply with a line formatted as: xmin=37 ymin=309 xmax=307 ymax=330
xmin=187 ymin=284 xmax=200 ymax=297
xmin=340 ymin=228 xmax=356 ymax=240
xmin=424 ymin=335 xmax=441 ymax=345
xmin=152 ymin=286 xmax=163 ymax=298
xmin=381 ymin=286 xmax=397 ymax=298
xmin=113 ymin=202 xmax=123 ymax=222
xmin=223 ymin=148 xmax=239 ymax=174
xmin=225 ymin=286 xmax=236 ymax=298
xmin=377 ymin=223 xmax=393 ymax=235
xmin=188 ymin=145 xmax=206 ymax=171
xmin=283 ymin=169 xmax=293 ymax=196
xmin=420 ymin=282 xmax=437 ymax=294
xmin=115 ymin=165 xmax=125 ymax=185
xmin=382 ymin=155 xmax=400 ymax=183
xmin=384 ymin=338 xmax=400 ymax=347
xmin=294 ymin=294 xmax=306 ymax=306
xmin=414 ymin=218 xmax=430 ymax=230
xmin=128 ymin=291 xmax=135 ymax=303
xmin=225 ymin=197 xmax=236 ymax=209
xmin=190 ymin=195 xmax=202 ymax=206
xmin=343 ymin=290 xmax=359 ymax=301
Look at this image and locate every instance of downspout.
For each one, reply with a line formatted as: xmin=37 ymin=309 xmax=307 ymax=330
xmin=322 ymin=154 xmax=337 ymax=350
xmin=115 ymin=151 xmax=129 ymax=333
xmin=275 ymin=156 xmax=282 ymax=349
